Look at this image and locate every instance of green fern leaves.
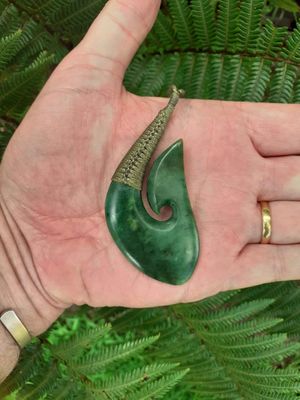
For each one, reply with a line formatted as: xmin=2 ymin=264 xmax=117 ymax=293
xmin=168 ymin=0 xmax=195 ymax=48
xmin=5 ymin=284 xmax=300 ymax=400
xmin=257 ymin=20 xmax=288 ymax=56
xmin=0 ymin=322 xmax=185 ymax=400
xmin=125 ymin=0 xmax=300 ymax=105
xmin=95 ymin=285 xmax=300 ymax=400
xmin=0 ymin=30 xmax=22 ymax=70
xmin=281 ymin=21 xmax=300 ymax=62
xmin=52 ymin=324 xmax=112 ymax=360
xmin=236 ymin=0 xmax=264 ymax=51
xmin=1 ymin=0 xmax=300 ymax=162
xmin=214 ymin=0 xmax=239 ymax=51
xmin=71 ymin=335 xmax=160 ymax=375
xmin=0 ymin=51 xmax=54 ymax=118
xmin=191 ymin=0 xmax=216 ymax=48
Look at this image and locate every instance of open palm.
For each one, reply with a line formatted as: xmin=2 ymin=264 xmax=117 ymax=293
xmin=1 ymin=0 xmax=300 ymax=312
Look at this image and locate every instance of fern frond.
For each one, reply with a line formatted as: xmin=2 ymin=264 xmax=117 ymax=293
xmin=225 ymin=56 xmax=249 ymax=100
xmin=175 ymin=290 xmax=239 ymax=317
xmin=264 ymin=285 xmax=300 ymax=335
xmin=53 ymin=323 xmax=112 ymax=361
xmin=160 ymin=52 xmax=184 ymax=94
xmin=233 ymin=282 xmax=294 ymax=304
xmin=100 ymin=307 xmax=164 ymax=333
xmin=15 ymin=362 xmax=59 ymax=400
xmin=167 ymin=0 xmax=195 ymax=48
xmin=126 ymin=369 xmax=189 ymax=400
xmin=235 ymin=369 xmax=300 ymax=393
xmin=147 ymin=334 xmax=197 ymax=360
xmin=294 ymin=80 xmax=300 ymax=102
xmin=281 ymin=22 xmax=300 ymax=62
xmin=191 ymin=0 xmax=216 ymax=48
xmin=195 ymin=299 xmax=275 ymax=326
xmin=0 ymin=30 xmax=23 ymax=70
xmin=236 ymin=0 xmax=264 ymax=52
xmin=48 ymin=379 xmax=84 ymax=400
xmin=257 ymin=20 xmax=288 ymax=56
xmin=49 ymin=0 xmax=106 ymax=42
xmin=15 ymin=20 xmax=67 ymax=64
xmin=87 ymin=363 xmax=179 ymax=398
xmin=213 ymin=0 xmax=239 ymax=51
xmin=242 ymin=58 xmax=272 ymax=101
xmin=0 ymin=4 xmax=19 ymax=36
xmin=0 ymin=0 xmax=6 ymax=13
xmin=192 ymin=318 xmax=283 ymax=342
xmin=171 ymin=291 xmax=300 ymax=398
xmin=268 ymin=62 xmax=298 ymax=103
xmin=207 ymin=54 xmax=230 ymax=99
xmin=71 ymin=335 xmax=160 ymax=375
xmin=0 ymin=345 xmax=42 ymax=398
xmin=147 ymin=11 xmax=176 ymax=50
xmin=0 ymin=51 xmax=54 ymax=118
xmin=14 ymin=0 xmax=68 ymax=17
xmin=124 ymin=56 xmax=149 ymax=94
xmin=206 ymin=334 xmax=296 ymax=360
xmin=135 ymin=56 xmax=167 ymax=96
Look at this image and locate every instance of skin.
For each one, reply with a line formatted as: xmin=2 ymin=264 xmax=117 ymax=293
xmin=1 ymin=0 xmax=300 ymax=327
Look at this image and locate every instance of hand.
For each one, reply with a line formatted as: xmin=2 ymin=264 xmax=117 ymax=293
xmin=1 ymin=0 xmax=300 ymax=314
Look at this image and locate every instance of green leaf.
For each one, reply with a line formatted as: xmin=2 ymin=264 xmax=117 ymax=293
xmin=281 ymin=22 xmax=300 ymax=62
xmin=0 ymin=51 xmax=54 ymax=118
xmin=0 ymin=345 xmax=43 ymax=398
xmin=49 ymin=0 xmax=106 ymax=42
xmin=213 ymin=0 xmax=239 ymax=51
xmin=267 ymin=62 xmax=298 ymax=103
xmin=270 ymin=0 xmax=300 ymax=12
xmin=167 ymin=0 xmax=195 ymax=48
xmin=126 ymin=369 xmax=189 ymax=400
xmin=0 ymin=4 xmax=19 ymax=37
xmin=16 ymin=362 xmax=59 ymax=400
xmin=52 ymin=323 xmax=112 ymax=361
xmin=148 ymin=11 xmax=176 ymax=50
xmin=257 ymin=20 xmax=288 ymax=57
xmin=242 ymin=58 xmax=272 ymax=101
xmin=86 ymin=363 xmax=180 ymax=398
xmin=71 ymin=335 xmax=160 ymax=375
xmin=191 ymin=0 xmax=216 ymax=48
xmin=236 ymin=0 xmax=264 ymax=52
xmin=0 ymin=30 xmax=22 ymax=70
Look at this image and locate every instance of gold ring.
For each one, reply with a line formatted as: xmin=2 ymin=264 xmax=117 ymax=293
xmin=261 ymin=201 xmax=272 ymax=244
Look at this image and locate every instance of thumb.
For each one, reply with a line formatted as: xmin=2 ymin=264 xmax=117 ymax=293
xmin=78 ymin=0 xmax=161 ymax=77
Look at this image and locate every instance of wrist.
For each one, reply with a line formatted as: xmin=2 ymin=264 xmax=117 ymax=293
xmin=0 ymin=198 xmax=64 ymax=381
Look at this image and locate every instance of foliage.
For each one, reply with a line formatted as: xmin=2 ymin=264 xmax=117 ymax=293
xmin=1 ymin=0 xmax=300 ymax=399
xmin=0 ymin=318 xmax=188 ymax=400
xmin=3 ymin=283 xmax=300 ymax=399
xmin=271 ymin=0 xmax=300 ymax=13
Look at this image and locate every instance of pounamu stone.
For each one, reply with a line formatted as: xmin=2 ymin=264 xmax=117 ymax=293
xmin=105 ymin=139 xmax=199 ymax=285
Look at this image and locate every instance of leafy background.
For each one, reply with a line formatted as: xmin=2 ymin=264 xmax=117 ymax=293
xmin=1 ymin=0 xmax=300 ymax=398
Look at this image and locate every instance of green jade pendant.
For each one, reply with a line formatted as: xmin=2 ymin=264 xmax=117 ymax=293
xmin=105 ymin=86 xmax=199 ymax=285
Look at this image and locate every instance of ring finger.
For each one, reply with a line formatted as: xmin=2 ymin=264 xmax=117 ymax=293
xmin=252 ymin=201 xmax=300 ymax=244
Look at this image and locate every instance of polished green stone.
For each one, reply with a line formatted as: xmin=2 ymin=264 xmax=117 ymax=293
xmin=105 ymin=140 xmax=199 ymax=285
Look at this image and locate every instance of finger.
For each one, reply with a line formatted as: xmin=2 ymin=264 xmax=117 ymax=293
xmin=258 ymin=156 xmax=300 ymax=200
xmin=240 ymin=102 xmax=300 ymax=156
xmin=232 ymin=244 xmax=300 ymax=290
xmin=252 ymin=201 xmax=300 ymax=244
xmin=78 ymin=0 xmax=161 ymax=76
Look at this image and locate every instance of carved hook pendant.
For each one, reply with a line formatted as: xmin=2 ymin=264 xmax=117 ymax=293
xmin=105 ymin=86 xmax=199 ymax=285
